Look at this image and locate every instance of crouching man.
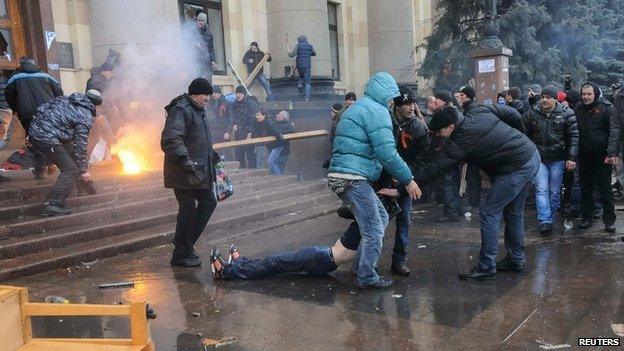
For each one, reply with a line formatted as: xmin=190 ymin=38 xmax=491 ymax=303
xmin=28 ymin=90 xmax=102 ymax=216
xmin=383 ymin=105 xmax=540 ymax=280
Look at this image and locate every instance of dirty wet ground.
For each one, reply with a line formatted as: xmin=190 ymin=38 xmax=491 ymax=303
xmin=7 ymin=203 xmax=624 ymax=350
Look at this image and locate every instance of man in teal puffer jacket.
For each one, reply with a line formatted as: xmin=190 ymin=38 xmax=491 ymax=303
xmin=328 ymin=72 xmax=421 ymax=289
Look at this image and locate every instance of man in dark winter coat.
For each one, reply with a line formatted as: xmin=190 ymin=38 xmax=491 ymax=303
xmin=506 ymin=87 xmax=525 ymax=115
xmin=287 ymin=35 xmax=316 ymax=101
xmin=242 ymin=41 xmax=273 ymax=100
xmin=207 ymin=85 xmax=232 ymax=142
xmin=387 ymin=85 xmax=430 ymax=276
xmin=382 ymin=105 xmax=539 ymax=281
xmin=194 ymin=12 xmax=216 ymax=83
xmin=6 ymin=57 xmax=64 ymax=178
xmin=524 ymin=85 xmax=578 ymax=234
xmin=161 ymin=78 xmax=218 ymax=267
xmin=575 ymin=82 xmax=618 ymax=232
xmin=29 ymin=90 xmax=102 ymax=216
xmin=231 ymin=85 xmax=258 ymax=168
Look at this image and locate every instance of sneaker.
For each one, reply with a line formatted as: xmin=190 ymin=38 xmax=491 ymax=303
xmin=228 ymin=244 xmax=240 ymax=264
xmin=210 ymin=246 xmax=225 ymax=279
xmin=40 ymin=204 xmax=71 ymax=217
xmin=357 ymin=277 xmax=394 ymax=289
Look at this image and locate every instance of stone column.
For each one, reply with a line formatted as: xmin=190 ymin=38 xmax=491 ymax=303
xmin=367 ymin=0 xmax=418 ymax=86
xmin=87 ymin=0 xmax=179 ymax=64
xmin=266 ymin=0 xmax=336 ymax=100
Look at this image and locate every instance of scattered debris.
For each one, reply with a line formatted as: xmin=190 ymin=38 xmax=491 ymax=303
xmin=611 ymin=323 xmax=624 ymax=336
xmin=535 ymin=339 xmax=571 ymax=350
xmin=98 ymin=281 xmax=135 ymax=289
xmin=192 ymin=312 xmax=200 ymax=317
xmin=464 ymin=212 xmax=472 ymax=218
xmin=502 ymin=308 xmax=537 ymax=344
xmin=44 ymin=295 xmax=70 ymax=304
xmin=201 ymin=336 xmax=238 ymax=349
xmin=349 ymin=291 xmax=356 ymax=295
xmin=412 ymin=210 xmax=428 ymax=214
xmin=80 ymin=259 xmax=99 ymax=266
xmin=417 ymin=244 xmax=427 ymax=249
xmin=392 ymin=294 xmax=403 ymax=298
xmin=563 ymin=218 xmax=573 ymax=230
xmin=287 ymin=211 xmax=303 ymax=215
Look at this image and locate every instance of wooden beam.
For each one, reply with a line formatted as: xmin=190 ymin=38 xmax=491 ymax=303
xmin=23 ymin=303 xmax=131 ymax=316
xmin=213 ymin=130 xmax=328 ymax=150
xmin=243 ymin=52 xmax=271 ymax=87
xmin=32 ymin=338 xmax=132 ymax=345
xmin=129 ymin=302 xmax=149 ymax=345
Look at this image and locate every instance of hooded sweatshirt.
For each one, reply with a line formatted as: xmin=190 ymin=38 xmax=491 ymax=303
xmin=329 ymin=72 xmax=413 ymax=185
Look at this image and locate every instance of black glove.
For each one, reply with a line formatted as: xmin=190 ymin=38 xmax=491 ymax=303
xmin=183 ymin=159 xmax=196 ymax=174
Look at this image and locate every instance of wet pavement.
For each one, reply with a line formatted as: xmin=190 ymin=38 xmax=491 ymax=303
xmin=7 ymin=203 xmax=624 ymax=350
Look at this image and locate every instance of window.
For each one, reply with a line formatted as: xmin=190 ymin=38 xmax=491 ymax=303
xmin=327 ymin=3 xmax=340 ymax=81
xmin=0 ymin=0 xmax=26 ymax=69
xmin=179 ymin=0 xmax=226 ymax=74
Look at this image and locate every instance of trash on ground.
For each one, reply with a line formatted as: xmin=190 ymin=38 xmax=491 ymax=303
xmin=192 ymin=312 xmax=200 ymax=317
xmin=202 ymin=336 xmax=238 ymax=348
xmin=536 ymin=339 xmax=571 ymax=350
xmin=564 ymin=218 xmax=573 ymax=230
xmin=392 ymin=294 xmax=403 ymax=298
xmin=417 ymin=244 xmax=426 ymax=249
xmin=80 ymin=259 xmax=99 ymax=266
xmin=611 ymin=323 xmax=624 ymax=336
xmin=44 ymin=295 xmax=70 ymax=304
xmin=98 ymin=281 xmax=135 ymax=289
xmin=412 ymin=210 xmax=428 ymax=214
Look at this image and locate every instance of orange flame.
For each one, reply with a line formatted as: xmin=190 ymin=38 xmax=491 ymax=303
xmin=111 ymin=124 xmax=160 ymax=175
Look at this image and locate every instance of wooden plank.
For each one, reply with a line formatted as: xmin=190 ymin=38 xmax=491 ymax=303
xmin=0 ymin=292 xmax=24 ymax=351
xmin=129 ymin=302 xmax=148 ymax=345
xmin=243 ymin=52 xmax=271 ymax=87
xmin=18 ymin=287 xmax=32 ymax=344
xmin=17 ymin=340 xmax=146 ymax=351
xmin=23 ymin=303 xmax=131 ymax=316
xmin=213 ymin=130 xmax=328 ymax=150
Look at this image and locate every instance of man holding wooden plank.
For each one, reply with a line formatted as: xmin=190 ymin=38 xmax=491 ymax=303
xmin=242 ymin=42 xmax=273 ymax=101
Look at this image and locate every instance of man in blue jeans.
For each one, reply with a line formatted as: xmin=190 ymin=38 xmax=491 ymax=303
xmin=383 ymin=106 xmax=539 ymax=281
xmin=524 ymin=85 xmax=578 ymax=235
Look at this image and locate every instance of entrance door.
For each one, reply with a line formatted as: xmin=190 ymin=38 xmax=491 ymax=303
xmin=0 ymin=0 xmax=26 ymax=71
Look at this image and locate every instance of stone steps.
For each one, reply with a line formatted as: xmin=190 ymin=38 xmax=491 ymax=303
xmin=0 ymin=190 xmax=339 ymax=280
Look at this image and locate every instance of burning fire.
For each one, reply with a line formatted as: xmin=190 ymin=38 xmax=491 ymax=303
xmin=111 ymin=123 xmax=161 ymax=175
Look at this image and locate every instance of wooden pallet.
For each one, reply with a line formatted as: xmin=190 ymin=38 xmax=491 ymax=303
xmin=0 ymin=285 xmax=154 ymax=351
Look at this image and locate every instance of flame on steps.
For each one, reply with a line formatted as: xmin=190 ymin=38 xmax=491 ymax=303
xmin=111 ymin=123 xmax=160 ymax=175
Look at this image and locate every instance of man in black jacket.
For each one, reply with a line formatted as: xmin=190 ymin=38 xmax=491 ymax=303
xmin=6 ymin=57 xmax=64 ymax=178
xmin=383 ymin=106 xmax=540 ymax=280
xmin=29 ymin=90 xmax=102 ymax=216
xmin=575 ymin=82 xmax=618 ymax=232
xmin=524 ymin=85 xmax=578 ymax=234
xmin=388 ymin=85 xmax=430 ymax=275
xmin=506 ymin=87 xmax=525 ymax=115
xmin=231 ymin=85 xmax=258 ymax=168
xmin=161 ymin=78 xmax=218 ymax=267
xmin=242 ymin=42 xmax=273 ymax=101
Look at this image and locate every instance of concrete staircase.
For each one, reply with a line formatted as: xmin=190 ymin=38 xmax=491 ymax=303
xmin=0 ymin=162 xmax=339 ymax=280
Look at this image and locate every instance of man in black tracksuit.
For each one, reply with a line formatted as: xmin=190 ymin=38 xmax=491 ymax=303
xmin=387 ymin=104 xmax=539 ymax=281
xmin=6 ymin=57 xmax=63 ymax=178
xmin=387 ymin=85 xmax=429 ymax=275
xmin=29 ymin=91 xmax=102 ymax=216
xmin=524 ymin=85 xmax=578 ymax=235
xmin=162 ymin=78 xmax=218 ymax=267
xmin=574 ymin=82 xmax=618 ymax=232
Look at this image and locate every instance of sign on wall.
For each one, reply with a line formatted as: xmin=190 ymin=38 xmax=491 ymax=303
xmin=478 ymin=58 xmax=496 ymax=73
xmin=57 ymin=42 xmax=75 ymax=69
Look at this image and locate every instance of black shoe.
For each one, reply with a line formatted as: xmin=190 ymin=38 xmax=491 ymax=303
xmin=170 ymin=256 xmax=201 ymax=267
xmin=496 ymin=257 xmax=526 ymax=272
xmin=539 ymin=222 xmax=553 ymax=235
xmin=605 ymin=223 xmax=616 ymax=233
xmin=459 ymin=268 xmax=496 ymax=281
xmin=40 ymin=204 xmax=71 ymax=217
xmin=391 ymin=262 xmax=411 ymax=276
xmin=228 ymin=244 xmax=239 ymax=264
xmin=436 ymin=215 xmax=459 ymax=223
xmin=578 ymin=220 xmax=593 ymax=229
xmin=357 ymin=277 xmax=394 ymax=289
xmin=210 ymin=246 xmax=225 ymax=279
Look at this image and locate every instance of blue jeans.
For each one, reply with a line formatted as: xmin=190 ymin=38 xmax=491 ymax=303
xmin=251 ymin=73 xmax=273 ymax=100
xmin=297 ymin=67 xmax=312 ymax=100
xmin=442 ymin=166 xmax=462 ymax=217
xmin=534 ymin=160 xmax=565 ymax=224
xmin=255 ymin=145 xmax=268 ymax=169
xmin=392 ymin=193 xmax=412 ymax=264
xmin=478 ymin=151 xmax=540 ymax=272
xmin=338 ymin=181 xmax=389 ymax=285
xmin=268 ymin=146 xmax=284 ymax=175
xmin=223 ymin=246 xmax=337 ymax=279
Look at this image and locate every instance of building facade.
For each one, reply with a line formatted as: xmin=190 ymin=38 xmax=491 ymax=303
xmin=41 ymin=0 xmax=435 ymax=98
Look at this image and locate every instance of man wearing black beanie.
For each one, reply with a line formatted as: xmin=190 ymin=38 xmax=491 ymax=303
xmin=380 ymin=105 xmax=540 ymax=281
xmin=231 ymin=84 xmax=259 ymax=168
xmin=161 ymin=77 xmax=219 ymax=267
